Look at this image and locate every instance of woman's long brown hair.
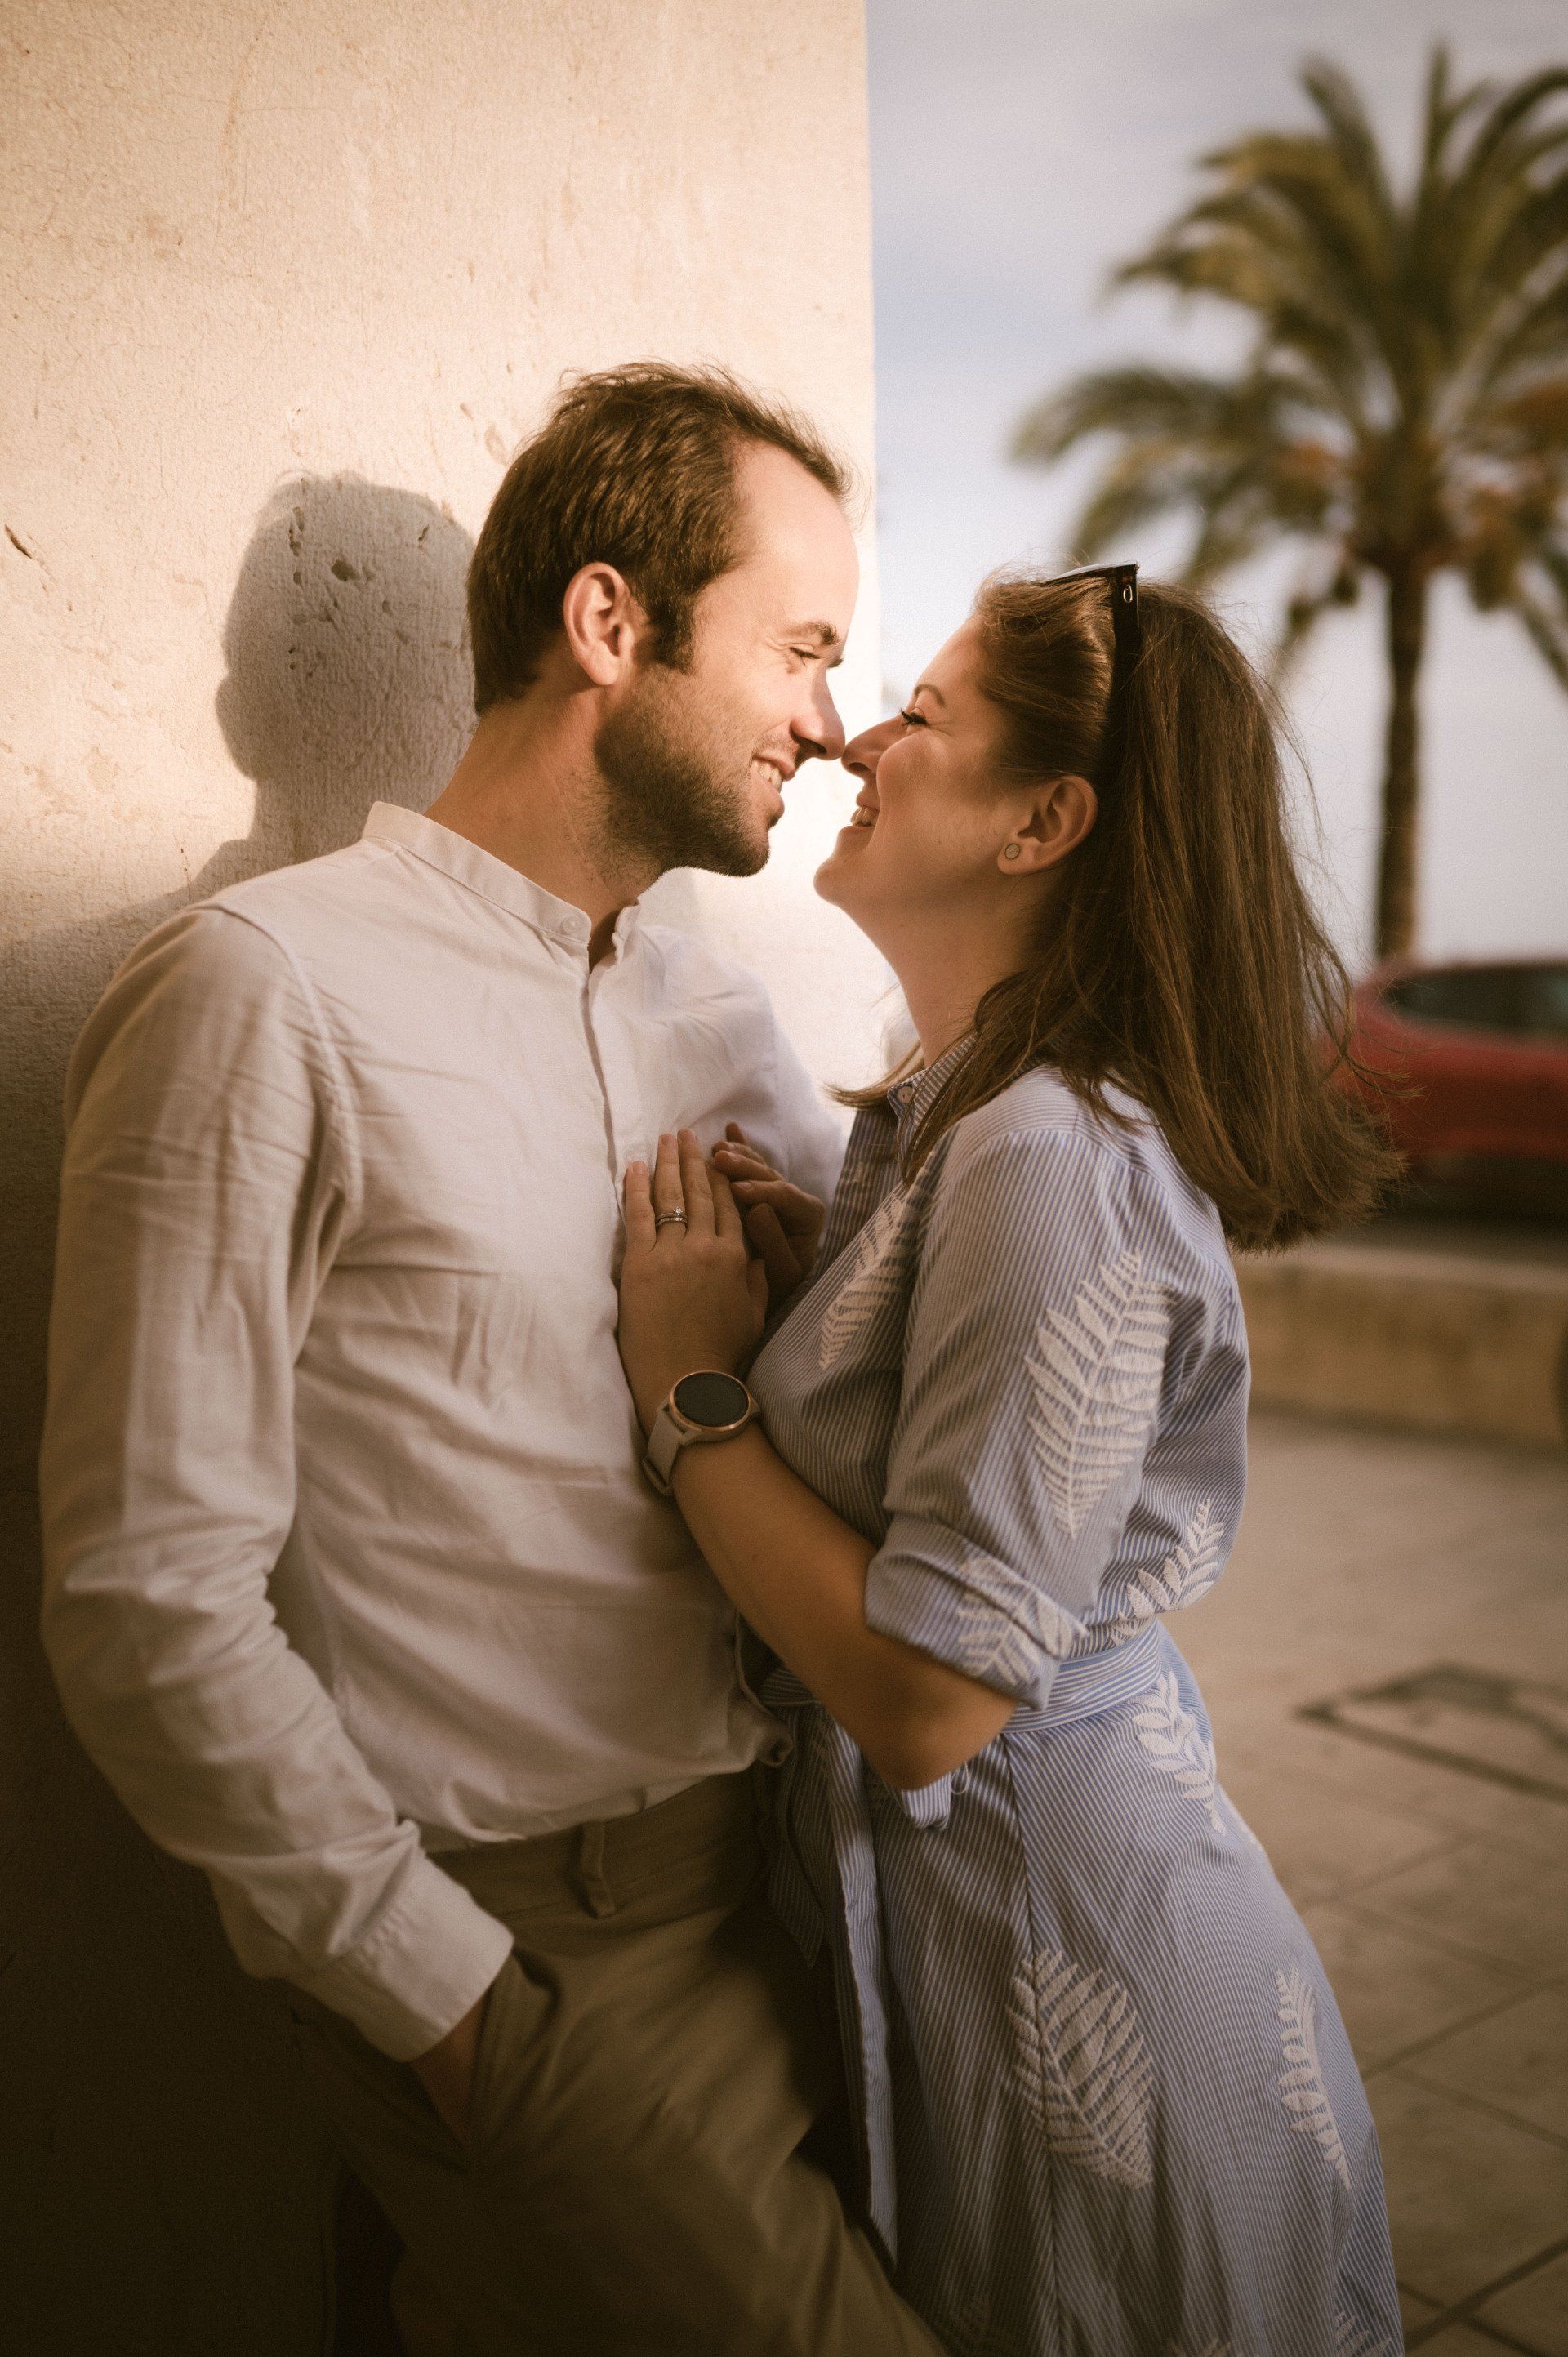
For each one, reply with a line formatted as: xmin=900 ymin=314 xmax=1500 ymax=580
xmin=843 ymin=573 xmax=1396 ymax=1252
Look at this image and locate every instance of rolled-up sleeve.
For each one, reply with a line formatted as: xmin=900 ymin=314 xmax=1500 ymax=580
xmin=38 ymin=908 xmax=513 ymax=2058
xmin=863 ymin=1125 xmax=1182 ymax=1709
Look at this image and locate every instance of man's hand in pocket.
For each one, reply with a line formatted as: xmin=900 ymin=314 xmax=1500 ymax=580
xmin=411 ymin=1981 xmax=493 ymax=2144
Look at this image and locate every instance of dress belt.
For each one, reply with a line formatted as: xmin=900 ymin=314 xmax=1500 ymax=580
xmin=762 ymin=1616 xmax=1169 ymax=1744
xmin=1009 ymin=1618 xmax=1169 ymax=1727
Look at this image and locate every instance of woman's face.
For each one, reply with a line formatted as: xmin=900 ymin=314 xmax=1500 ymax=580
xmin=815 ymin=617 xmax=1019 ymax=929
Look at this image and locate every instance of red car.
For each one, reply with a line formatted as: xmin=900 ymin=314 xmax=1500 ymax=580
xmin=1339 ymin=958 xmax=1568 ymax=1217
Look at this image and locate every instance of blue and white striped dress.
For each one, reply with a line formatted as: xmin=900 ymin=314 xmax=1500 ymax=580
xmin=748 ymin=1045 xmax=1401 ymax=2357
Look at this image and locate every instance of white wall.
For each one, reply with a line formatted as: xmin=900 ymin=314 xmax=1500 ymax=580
xmin=1 ymin=0 xmax=886 ymax=1489
xmin=0 ymin=6 xmax=879 ymax=2343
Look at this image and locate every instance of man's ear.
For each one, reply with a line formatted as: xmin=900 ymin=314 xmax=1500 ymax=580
xmin=999 ymin=773 xmax=1098 ymax=875
xmin=560 ymin=563 xmax=644 ymax=688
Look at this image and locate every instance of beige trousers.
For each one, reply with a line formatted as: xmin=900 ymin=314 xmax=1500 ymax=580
xmin=287 ymin=1770 xmax=940 ymax=2356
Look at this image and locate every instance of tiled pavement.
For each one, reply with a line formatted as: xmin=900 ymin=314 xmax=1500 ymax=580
xmin=1178 ymin=1409 xmax=1568 ymax=2356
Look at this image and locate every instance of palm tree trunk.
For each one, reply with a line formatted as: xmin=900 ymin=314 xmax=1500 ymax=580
xmin=1374 ymin=565 xmax=1428 ymax=960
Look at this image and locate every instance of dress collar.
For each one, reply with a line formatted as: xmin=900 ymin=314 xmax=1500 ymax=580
xmin=885 ymin=1033 xmax=977 ymax=1143
xmin=362 ymin=803 xmax=639 ymax=954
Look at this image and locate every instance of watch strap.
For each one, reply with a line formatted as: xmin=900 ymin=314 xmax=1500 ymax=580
xmin=642 ymin=1379 xmax=759 ymax=1495
xmin=643 ymin=1401 xmax=688 ymax=1495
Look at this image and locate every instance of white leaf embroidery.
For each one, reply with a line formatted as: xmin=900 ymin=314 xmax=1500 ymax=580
xmin=1026 ymin=1249 xmax=1168 ymax=1535
xmin=954 ymin=1572 xmax=1086 ymax=1694
xmin=1276 ymin=1966 xmax=1352 ymax=2191
xmin=1008 ymin=1947 xmax=1154 ymax=2189
xmin=817 ymin=1190 xmax=908 ymax=1369
xmin=1098 ymin=1499 xmax=1225 ymax=1642
xmin=1132 ymin=1671 xmax=1226 ymax=1833
xmin=1334 ymin=2312 xmax=1395 ymax=2357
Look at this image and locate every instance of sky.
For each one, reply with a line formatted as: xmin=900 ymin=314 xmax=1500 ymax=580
xmin=865 ymin=0 xmax=1568 ymax=969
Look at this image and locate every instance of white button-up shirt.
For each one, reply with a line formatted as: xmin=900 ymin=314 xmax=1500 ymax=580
xmin=39 ymin=804 xmax=844 ymax=2057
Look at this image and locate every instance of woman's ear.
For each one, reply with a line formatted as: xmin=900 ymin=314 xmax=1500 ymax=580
xmin=998 ymin=773 xmax=1098 ymax=874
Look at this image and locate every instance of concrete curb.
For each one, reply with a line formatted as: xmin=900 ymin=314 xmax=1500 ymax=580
xmin=1235 ymin=1241 xmax=1568 ymax=1451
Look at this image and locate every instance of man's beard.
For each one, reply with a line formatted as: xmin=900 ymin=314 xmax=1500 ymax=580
xmin=595 ymin=675 xmax=769 ymax=880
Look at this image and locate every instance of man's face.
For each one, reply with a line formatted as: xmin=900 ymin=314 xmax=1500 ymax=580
xmin=595 ymin=442 xmax=859 ymax=876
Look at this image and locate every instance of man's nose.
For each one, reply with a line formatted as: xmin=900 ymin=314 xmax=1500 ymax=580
xmin=793 ymin=673 xmax=848 ymax=767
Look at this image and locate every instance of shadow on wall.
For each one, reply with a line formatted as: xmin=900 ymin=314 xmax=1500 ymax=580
xmin=3 ymin=473 xmax=476 ymax=1488
xmin=208 ymin=473 xmax=477 ymax=885
xmin=2 ymin=477 xmax=474 ymax=2356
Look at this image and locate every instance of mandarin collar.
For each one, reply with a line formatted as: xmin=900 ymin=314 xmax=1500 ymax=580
xmin=362 ymin=803 xmax=640 ymax=955
xmin=886 ymin=1033 xmax=977 ymax=1142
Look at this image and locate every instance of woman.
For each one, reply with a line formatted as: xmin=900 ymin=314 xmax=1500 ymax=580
xmin=614 ymin=568 xmax=1402 ymax=2356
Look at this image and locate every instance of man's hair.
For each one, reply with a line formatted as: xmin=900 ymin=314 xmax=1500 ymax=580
xmin=466 ymin=362 xmax=853 ymax=713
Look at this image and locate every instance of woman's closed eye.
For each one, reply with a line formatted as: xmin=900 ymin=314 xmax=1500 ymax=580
xmin=898 ymin=706 xmax=928 ymax=728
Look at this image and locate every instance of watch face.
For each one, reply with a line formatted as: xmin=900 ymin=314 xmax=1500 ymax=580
xmin=671 ymin=1370 xmax=752 ymax=1431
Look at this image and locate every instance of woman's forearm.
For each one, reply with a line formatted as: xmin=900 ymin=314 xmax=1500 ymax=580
xmin=668 ymin=1428 xmax=1013 ymax=1788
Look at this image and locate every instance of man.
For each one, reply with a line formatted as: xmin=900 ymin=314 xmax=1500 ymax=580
xmin=40 ymin=366 xmax=941 ymax=2355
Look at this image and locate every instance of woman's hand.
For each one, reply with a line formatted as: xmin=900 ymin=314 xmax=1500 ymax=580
xmin=618 ymin=1130 xmax=768 ymax=1432
xmin=710 ymin=1124 xmax=826 ymax=1308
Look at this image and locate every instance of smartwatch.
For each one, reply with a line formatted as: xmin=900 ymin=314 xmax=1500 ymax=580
xmin=642 ymin=1370 xmax=760 ymax=1495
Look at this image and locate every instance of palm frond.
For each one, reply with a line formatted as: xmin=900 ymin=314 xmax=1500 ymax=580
xmin=1013 ymin=363 xmax=1283 ymax=460
xmin=1269 ymin=562 xmax=1359 ymax=683
xmin=1470 ymin=260 xmax=1568 ymax=400
xmin=1466 ymin=373 xmax=1568 ymax=455
xmin=1016 ymin=366 xmax=1345 ymax=577
xmin=1068 ymin=451 xmax=1202 ymax=559
xmin=1512 ymin=541 xmax=1568 ymax=683
xmin=1441 ymin=168 xmax=1568 ymax=373
xmin=1302 ymin=56 xmax=1399 ymax=228
xmin=1454 ymin=63 xmax=1568 ymax=194
xmin=1137 ymin=158 xmax=1390 ymax=328
xmin=1423 ymin=81 xmax=1568 ymax=366
xmin=1009 ymin=39 xmax=1568 ymax=776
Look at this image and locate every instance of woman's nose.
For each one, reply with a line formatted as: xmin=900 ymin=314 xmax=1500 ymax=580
xmin=841 ymin=717 xmax=894 ymax=784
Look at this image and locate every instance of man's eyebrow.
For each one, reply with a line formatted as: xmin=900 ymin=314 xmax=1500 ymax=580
xmin=909 ymin=679 xmax=946 ymax=707
xmin=785 ymin=620 xmax=843 ymax=649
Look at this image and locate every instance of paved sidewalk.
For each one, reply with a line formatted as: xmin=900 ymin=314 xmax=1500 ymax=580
xmin=1179 ymin=1410 xmax=1568 ymax=2355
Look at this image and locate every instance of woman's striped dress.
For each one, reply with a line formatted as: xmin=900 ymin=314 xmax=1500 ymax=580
xmin=747 ymin=1046 xmax=1401 ymax=2357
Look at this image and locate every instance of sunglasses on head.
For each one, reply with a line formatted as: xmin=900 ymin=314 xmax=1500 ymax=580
xmin=1042 ymin=562 xmax=1141 ymax=788
xmin=1045 ymin=561 xmax=1140 ymax=653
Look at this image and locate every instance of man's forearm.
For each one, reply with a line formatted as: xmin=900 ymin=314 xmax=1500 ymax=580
xmin=39 ymin=909 xmax=514 ymax=2057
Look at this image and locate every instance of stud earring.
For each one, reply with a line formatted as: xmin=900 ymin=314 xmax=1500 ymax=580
xmin=1004 ymin=844 xmax=1022 ymax=862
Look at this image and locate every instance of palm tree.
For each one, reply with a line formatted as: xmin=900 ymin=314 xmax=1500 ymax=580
xmin=1013 ymin=50 xmax=1568 ymax=959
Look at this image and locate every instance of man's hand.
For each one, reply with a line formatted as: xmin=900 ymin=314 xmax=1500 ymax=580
xmin=410 ymin=1981 xmax=492 ymax=2144
xmin=710 ymin=1124 xmax=826 ymax=1308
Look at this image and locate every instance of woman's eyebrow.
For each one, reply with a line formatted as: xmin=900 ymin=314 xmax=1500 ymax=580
xmin=909 ymin=680 xmax=947 ymax=707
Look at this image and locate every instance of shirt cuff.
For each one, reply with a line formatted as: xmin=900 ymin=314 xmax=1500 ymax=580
xmin=865 ymin=1513 xmax=1086 ymax=1709
xmin=286 ymin=1851 xmax=517 ymax=2060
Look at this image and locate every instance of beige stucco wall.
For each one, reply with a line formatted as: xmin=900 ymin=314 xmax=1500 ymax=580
xmin=1 ymin=5 xmax=880 ymax=2342
xmin=2 ymin=0 xmax=886 ymax=1490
